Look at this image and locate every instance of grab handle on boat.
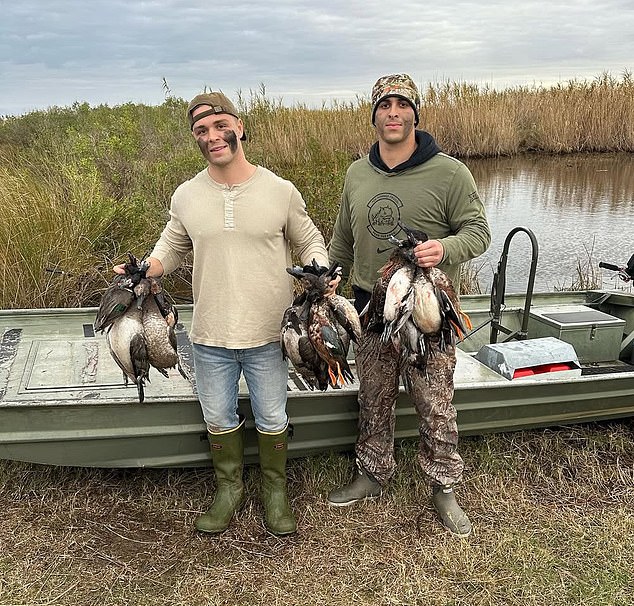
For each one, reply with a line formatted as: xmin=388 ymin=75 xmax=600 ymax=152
xmin=598 ymin=262 xmax=621 ymax=272
xmin=599 ymin=259 xmax=634 ymax=282
xmin=490 ymin=227 xmax=539 ymax=344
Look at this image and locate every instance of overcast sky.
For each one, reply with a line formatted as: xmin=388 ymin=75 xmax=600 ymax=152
xmin=1 ymin=0 xmax=632 ymax=117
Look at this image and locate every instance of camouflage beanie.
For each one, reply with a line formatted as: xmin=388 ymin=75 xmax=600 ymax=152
xmin=371 ymin=73 xmax=420 ymax=126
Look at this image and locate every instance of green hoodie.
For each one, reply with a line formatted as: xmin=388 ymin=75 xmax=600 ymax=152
xmin=328 ymin=132 xmax=490 ymax=294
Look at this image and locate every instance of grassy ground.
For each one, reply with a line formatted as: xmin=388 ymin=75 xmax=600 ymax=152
xmin=1 ymin=420 xmax=632 ymax=606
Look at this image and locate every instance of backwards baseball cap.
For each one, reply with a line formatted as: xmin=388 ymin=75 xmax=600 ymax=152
xmin=371 ymin=73 xmax=420 ymax=126
xmin=187 ymin=92 xmax=247 ymax=140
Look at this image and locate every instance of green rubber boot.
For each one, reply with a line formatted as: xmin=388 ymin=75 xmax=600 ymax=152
xmin=194 ymin=419 xmax=245 ymax=534
xmin=432 ymin=484 xmax=472 ymax=538
xmin=327 ymin=461 xmax=382 ymax=506
xmin=257 ymin=427 xmax=297 ymax=536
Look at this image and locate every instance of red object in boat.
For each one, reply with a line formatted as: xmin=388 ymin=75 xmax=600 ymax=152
xmin=512 ymin=362 xmax=575 ymax=379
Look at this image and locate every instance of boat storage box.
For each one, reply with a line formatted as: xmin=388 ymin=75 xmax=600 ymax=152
xmin=527 ymin=305 xmax=625 ymax=363
xmin=475 ymin=337 xmax=581 ymax=381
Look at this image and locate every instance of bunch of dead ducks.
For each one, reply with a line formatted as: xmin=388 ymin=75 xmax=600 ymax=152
xmin=281 ymin=260 xmax=361 ymax=391
xmin=281 ymin=229 xmax=471 ymax=392
xmin=364 ymin=221 xmax=472 ymax=388
xmin=94 ymin=253 xmax=186 ymax=403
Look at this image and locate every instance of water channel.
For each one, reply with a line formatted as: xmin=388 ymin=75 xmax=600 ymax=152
xmin=466 ymin=152 xmax=634 ymax=294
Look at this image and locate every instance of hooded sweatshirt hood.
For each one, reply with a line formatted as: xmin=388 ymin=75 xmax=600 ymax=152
xmin=369 ymin=130 xmax=441 ymax=174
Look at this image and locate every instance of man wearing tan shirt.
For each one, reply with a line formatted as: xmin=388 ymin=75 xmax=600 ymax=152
xmin=133 ymin=91 xmax=334 ymax=536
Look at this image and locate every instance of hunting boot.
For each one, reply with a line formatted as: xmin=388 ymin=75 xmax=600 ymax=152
xmin=257 ymin=426 xmax=297 ymax=535
xmin=432 ymin=484 xmax=472 ymax=538
xmin=194 ymin=418 xmax=245 ymax=534
xmin=327 ymin=460 xmax=382 ymax=506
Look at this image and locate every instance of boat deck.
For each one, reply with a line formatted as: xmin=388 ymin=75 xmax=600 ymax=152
xmin=0 ymin=305 xmax=555 ymax=407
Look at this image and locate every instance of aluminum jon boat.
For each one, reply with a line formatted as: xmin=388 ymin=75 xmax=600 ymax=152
xmin=1 ymin=230 xmax=634 ymax=468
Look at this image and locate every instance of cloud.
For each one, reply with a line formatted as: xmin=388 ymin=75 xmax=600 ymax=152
xmin=1 ymin=0 xmax=632 ymax=116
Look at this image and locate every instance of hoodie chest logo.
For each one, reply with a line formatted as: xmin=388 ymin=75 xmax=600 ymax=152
xmin=366 ymin=193 xmax=403 ymax=240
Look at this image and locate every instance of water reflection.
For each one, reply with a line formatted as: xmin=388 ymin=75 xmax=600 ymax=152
xmin=466 ymin=153 xmax=634 ymax=293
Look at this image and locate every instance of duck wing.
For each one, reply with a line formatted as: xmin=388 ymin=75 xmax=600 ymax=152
xmin=397 ymin=317 xmax=428 ymax=391
xmin=327 ymin=294 xmax=362 ymax=343
xmin=426 ymin=266 xmax=469 ymax=343
xmin=94 ymin=276 xmax=135 ymax=333
xmin=148 ymin=278 xmax=180 ymax=324
xmin=363 ymin=273 xmax=388 ymax=333
xmin=129 ymin=333 xmax=150 ymax=403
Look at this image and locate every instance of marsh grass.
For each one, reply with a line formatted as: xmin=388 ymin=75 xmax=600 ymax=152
xmin=1 ymin=73 xmax=633 ymax=308
xmin=554 ymin=240 xmax=602 ymax=292
xmin=1 ymin=421 xmax=632 ymax=605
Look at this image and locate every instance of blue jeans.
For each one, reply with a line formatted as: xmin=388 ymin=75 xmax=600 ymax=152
xmin=193 ymin=341 xmax=289 ymax=434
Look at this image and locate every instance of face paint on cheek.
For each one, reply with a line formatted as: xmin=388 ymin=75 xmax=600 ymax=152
xmin=196 ymin=138 xmax=207 ymax=156
xmin=223 ymin=130 xmax=238 ymax=153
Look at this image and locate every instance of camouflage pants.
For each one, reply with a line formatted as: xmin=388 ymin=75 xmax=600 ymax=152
xmin=355 ymin=330 xmax=464 ymax=487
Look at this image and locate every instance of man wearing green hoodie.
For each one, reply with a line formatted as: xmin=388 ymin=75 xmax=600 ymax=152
xmin=327 ymin=74 xmax=490 ymax=537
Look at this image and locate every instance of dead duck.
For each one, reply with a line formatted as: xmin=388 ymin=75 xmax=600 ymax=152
xmin=142 ymin=278 xmax=187 ymax=380
xmin=326 ymin=292 xmax=362 ymax=346
xmin=94 ymin=253 xmax=186 ymax=402
xmin=285 ymin=260 xmax=360 ymax=388
xmin=106 ymin=304 xmax=150 ymax=403
xmin=94 ymin=253 xmax=149 ymax=402
xmin=365 ymin=221 xmax=471 ymax=380
xmin=281 ymin=297 xmax=330 ymax=391
xmin=308 ymin=297 xmax=354 ymax=387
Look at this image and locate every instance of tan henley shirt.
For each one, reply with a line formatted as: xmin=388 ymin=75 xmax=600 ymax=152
xmin=151 ymin=166 xmax=329 ymax=348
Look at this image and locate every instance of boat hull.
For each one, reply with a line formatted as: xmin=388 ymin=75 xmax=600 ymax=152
xmin=1 ymin=291 xmax=634 ymax=468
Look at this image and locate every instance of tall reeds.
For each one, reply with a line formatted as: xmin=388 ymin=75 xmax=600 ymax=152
xmin=1 ymin=72 xmax=633 ymax=308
